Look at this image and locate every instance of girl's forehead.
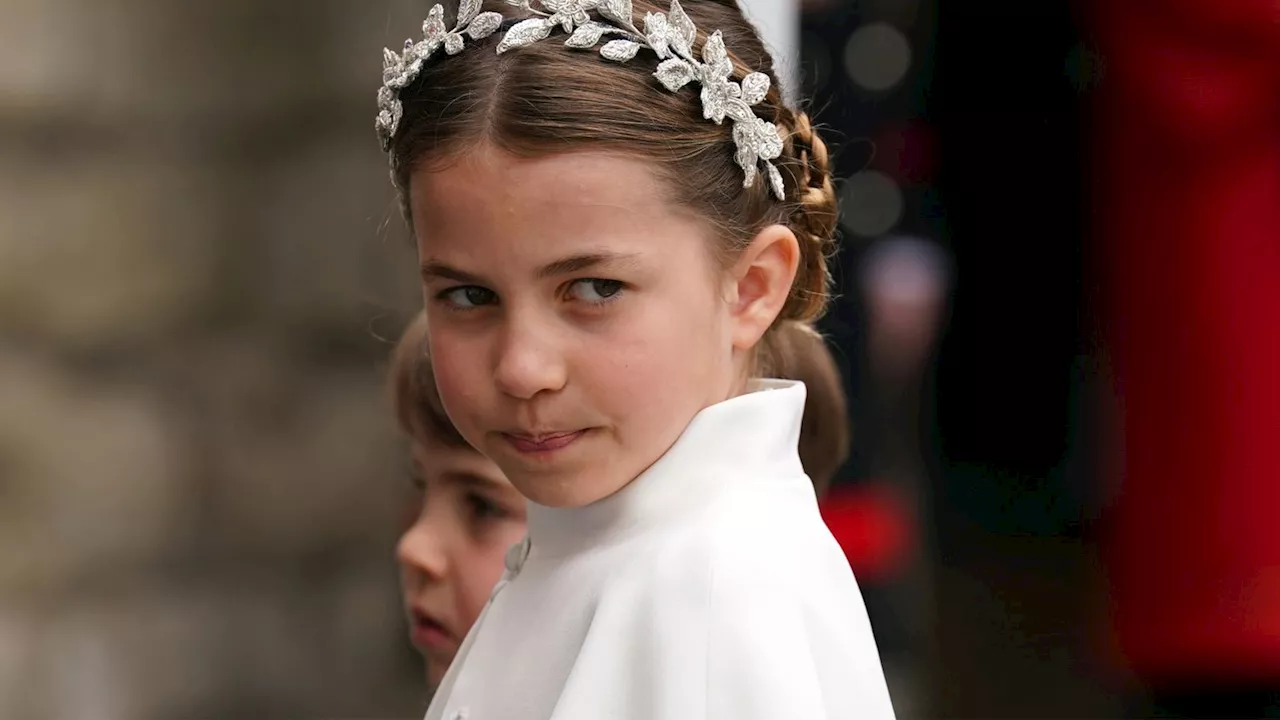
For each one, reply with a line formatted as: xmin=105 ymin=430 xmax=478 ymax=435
xmin=410 ymin=149 xmax=717 ymax=276
xmin=410 ymin=146 xmax=675 ymax=225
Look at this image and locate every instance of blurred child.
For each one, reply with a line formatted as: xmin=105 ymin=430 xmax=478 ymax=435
xmin=389 ymin=311 xmax=527 ymax=690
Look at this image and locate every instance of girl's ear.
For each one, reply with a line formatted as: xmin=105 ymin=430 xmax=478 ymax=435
xmin=723 ymin=224 xmax=800 ymax=351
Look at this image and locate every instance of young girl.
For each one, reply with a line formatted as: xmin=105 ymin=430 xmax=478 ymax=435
xmin=391 ymin=310 xmax=853 ymax=692
xmin=377 ymin=1 xmax=896 ymax=716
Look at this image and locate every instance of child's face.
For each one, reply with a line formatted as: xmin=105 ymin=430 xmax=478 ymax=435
xmin=397 ymin=438 xmax=527 ymax=688
xmin=410 ymin=146 xmax=742 ymax=508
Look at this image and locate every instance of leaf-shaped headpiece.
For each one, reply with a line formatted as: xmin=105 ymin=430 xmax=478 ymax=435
xmin=376 ymin=0 xmax=787 ymax=200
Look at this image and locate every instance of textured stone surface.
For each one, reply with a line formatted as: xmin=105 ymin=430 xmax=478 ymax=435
xmin=0 ymin=157 xmax=221 ymax=348
xmin=248 ymin=135 xmax=420 ymax=332
xmin=204 ymin=360 xmax=405 ymax=556
xmin=0 ymin=0 xmax=328 ymax=130
xmin=0 ymin=607 xmax=39 ymax=719
xmin=0 ymin=0 xmax=427 ymax=714
xmin=0 ymin=352 xmax=184 ymax=590
xmin=35 ymin=594 xmax=221 ymax=719
xmin=319 ymin=0 xmax=429 ymax=101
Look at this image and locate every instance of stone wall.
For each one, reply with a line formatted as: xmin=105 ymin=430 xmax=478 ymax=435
xmin=0 ymin=0 xmax=433 ymax=716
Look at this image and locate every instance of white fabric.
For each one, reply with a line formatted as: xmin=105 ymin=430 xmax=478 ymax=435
xmin=425 ymin=380 xmax=897 ymax=720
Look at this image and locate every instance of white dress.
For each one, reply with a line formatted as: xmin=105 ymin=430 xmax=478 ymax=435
xmin=425 ymin=380 xmax=897 ymax=720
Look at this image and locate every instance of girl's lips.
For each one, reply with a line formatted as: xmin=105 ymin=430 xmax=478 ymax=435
xmin=502 ymin=430 xmax=586 ymax=454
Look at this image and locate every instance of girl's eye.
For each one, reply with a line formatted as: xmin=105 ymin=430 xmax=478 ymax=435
xmin=567 ymin=279 xmax=624 ymax=304
xmin=440 ymin=286 xmax=497 ymax=309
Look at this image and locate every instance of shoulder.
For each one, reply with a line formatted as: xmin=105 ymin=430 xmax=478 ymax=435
xmin=697 ymin=476 xmax=897 ymax=718
xmin=580 ymin=477 xmax=895 ymax=719
xmin=612 ymin=469 xmax=851 ymax=601
xmin=706 ymin=470 xmax=849 ymax=591
xmin=605 ymin=471 xmax=866 ymax=652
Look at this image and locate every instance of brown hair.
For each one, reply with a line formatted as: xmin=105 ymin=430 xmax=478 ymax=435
xmin=770 ymin=321 xmax=850 ymax=495
xmin=388 ymin=311 xmax=469 ymax=449
xmin=389 ymin=311 xmax=849 ymax=493
xmin=388 ymin=0 xmax=839 ymax=352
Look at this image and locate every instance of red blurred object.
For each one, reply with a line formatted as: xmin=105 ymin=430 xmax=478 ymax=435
xmin=1093 ymin=0 xmax=1280 ymax=688
xmin=819 ymin=484 xmax=915 ymax=584
xmin=873 ymin=120 xmax=940 ymax=186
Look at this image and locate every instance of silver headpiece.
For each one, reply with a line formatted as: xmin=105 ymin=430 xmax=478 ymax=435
xmin=376 ymin=0 xmax=787 ymax=200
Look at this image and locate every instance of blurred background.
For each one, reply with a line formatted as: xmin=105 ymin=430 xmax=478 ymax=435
xmin=2 ymin=0 xmax=1278 ymax=717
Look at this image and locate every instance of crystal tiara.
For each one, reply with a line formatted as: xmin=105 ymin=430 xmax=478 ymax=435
xmin=377 ymin=0 xmax=787 ymax=200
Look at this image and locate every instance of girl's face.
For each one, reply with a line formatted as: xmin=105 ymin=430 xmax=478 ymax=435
xmin=397 ymin=439 xmax=527 ymax=688
xmin=410 ymin=147 xmax=744 ymax=508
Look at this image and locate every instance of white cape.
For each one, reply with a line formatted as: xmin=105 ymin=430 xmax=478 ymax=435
xmin=427 ymin=380 xmax=897 ymax=720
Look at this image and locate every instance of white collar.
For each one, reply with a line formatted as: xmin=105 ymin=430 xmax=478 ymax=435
xmin=525 ymin=379 xmax=807 ymax=556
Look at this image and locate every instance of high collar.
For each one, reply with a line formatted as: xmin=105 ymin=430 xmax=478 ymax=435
xmin=525 ymin=379 xmax=807 ymax=556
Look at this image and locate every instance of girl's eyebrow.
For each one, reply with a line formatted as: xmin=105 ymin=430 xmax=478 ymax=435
xmin=420 ymin=260 xmax=487 ymax=285
xmin=420 ymin=251 xmax=643 ymax=285
xmin=535 ymin=251 xmax=643 ymax=280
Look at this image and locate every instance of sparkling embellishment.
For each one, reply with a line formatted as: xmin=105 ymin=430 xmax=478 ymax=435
xmin=495 ymin=17 xmax=555 ymax=53
xmin=543 ymin=0 xmax=600 ymax=32
xmin=376 ymin=0 xmax=787 ymax=199
xmin=565 ymin=22 xmax=612 ymax=48
xmin=458 ymin=0 xmax=482 ymax=25
xmin=375 ymin=4 xmax=504 ymax=150
xmin=467 ymin=12 xmax=503 ymax=39
xmin=598 ymin=0 xmax=632 ymax=24
xmin=599 ymin=38 xmax=641 ymax=61
xmin=654 ymin=58 xmax=694 ymax=92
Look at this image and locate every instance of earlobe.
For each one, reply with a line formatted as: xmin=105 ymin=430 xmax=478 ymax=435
xmin=730 ymin=224 xmax=801 ymax=350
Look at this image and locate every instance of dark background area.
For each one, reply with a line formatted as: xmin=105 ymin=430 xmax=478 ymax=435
xmin=803 ymin=1 xmax=1118 ymax=716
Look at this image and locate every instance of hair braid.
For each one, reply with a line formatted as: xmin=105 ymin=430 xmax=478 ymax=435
xmin=778 ymin=109 xmax=838 ymax=324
